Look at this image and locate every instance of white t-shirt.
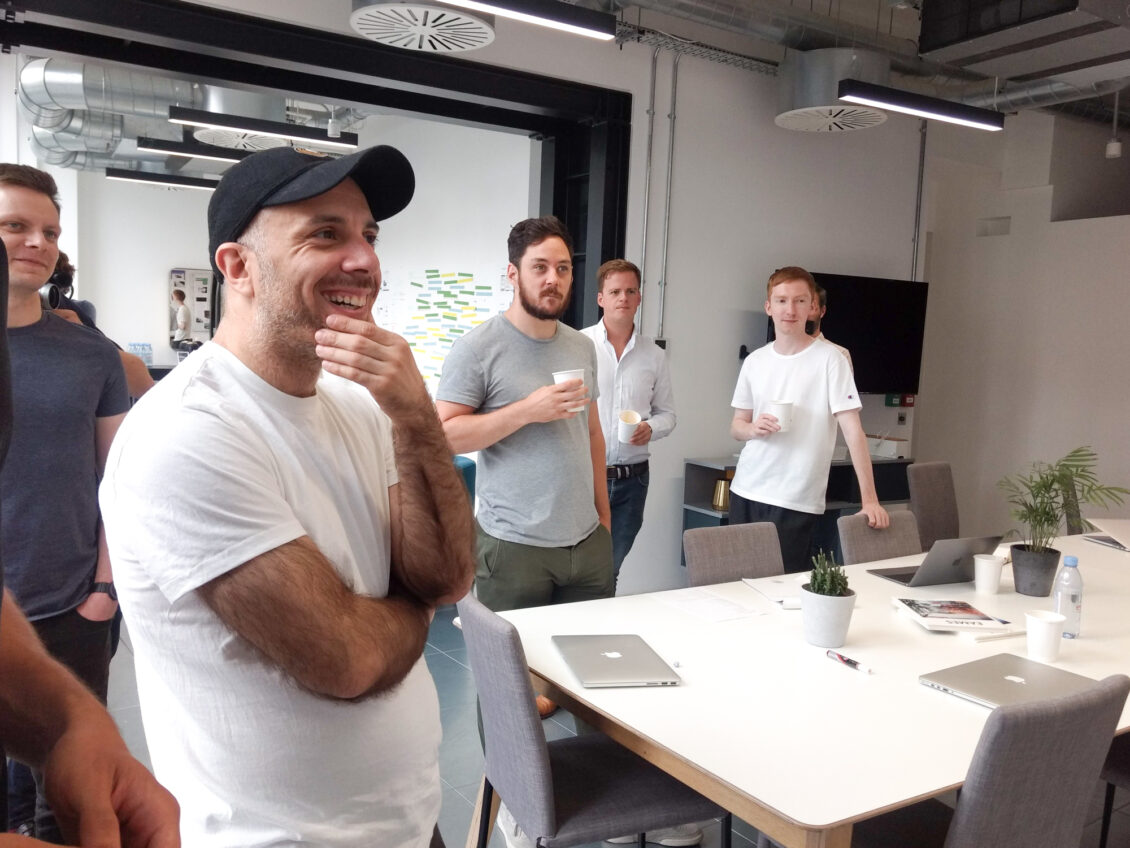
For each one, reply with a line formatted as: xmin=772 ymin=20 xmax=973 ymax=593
xmin=173 ymin=303 xmax=191 ymax=341
xmin=99 ymin=343 xmax=441 ymax=848
xmin=730 ymin=339 xmax=860 ymax=514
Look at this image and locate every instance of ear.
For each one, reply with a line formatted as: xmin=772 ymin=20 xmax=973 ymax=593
xmin=506 ymin=262 xmax=519 ymax=289
xmin=596 ymin=289 xmax=606 ymax=309
xmin=215 ymin=242 xmax=255 ymax=296
xmin=764 ymin=299 xmax=772 ymax=316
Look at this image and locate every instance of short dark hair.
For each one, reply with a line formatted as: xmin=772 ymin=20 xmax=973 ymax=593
xmin=0 ymin=163 xmax=61 ymax=212
xmin=766 ymin=266 xmax=815 ymax=299
xmin=507 ymin=216 xmax=573 ymax=266
xmin=50 ymin=251 xmax=76 ymax=294
xmin=596 ymin=259 xmax=641 ymax=292
xmin=171 ymin=289 xmax=186 ymax=303
xmin=814 ymin=283 xmax=827 ymax=310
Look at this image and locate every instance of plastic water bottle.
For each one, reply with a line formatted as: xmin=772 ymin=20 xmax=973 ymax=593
xmin=1053 ymin=555 xmax=1083 ymax=639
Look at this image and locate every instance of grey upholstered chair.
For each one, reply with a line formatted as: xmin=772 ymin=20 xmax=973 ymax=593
xmin=683 ymin=522 xmax=785 ymax=586
xmin=851 ymin=674 xmax=1130 ymax=848
xmin=837 ymin=510 xmax=921 ymax=565
xmin=907 ymin=461 xmax=959 ymax=551
xmin=1099 ymin=733 xmax=1130 ymax=848
xmin=457 ymin=594 xmax=730 ymax=848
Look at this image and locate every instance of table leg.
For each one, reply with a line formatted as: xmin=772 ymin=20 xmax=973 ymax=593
xmin=464 ymin=775 xmax=500 ymax=848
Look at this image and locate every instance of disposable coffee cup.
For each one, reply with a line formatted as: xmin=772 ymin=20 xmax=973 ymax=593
xmin=552 ymin=369 xmax=586 ymax=413
xmin=1026 ymin=610 xmax=1066 ymax=663
xmin=765 ymin=400 xmax=793 ymax=432
xmin=973 ymin=554 xmax=1005 ymax=594
xmin=618 ymin=410 xmax=642 ymax=443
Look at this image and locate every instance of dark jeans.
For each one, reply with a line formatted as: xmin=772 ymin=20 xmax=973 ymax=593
xmin=24 ymin=608 xmax=113 ymax=843
xmin=729 ymin=493 xmax=819 ymax=573
xmin=607 ymin=470 xmax=649 ymax=583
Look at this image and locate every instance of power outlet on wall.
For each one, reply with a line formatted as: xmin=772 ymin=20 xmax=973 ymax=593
xmin=898 ymin=412 xmax=907 ymax=426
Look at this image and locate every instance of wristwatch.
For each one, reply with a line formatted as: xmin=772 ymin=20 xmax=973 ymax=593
xmin=91 ymin=582 xmax=118 ymax=602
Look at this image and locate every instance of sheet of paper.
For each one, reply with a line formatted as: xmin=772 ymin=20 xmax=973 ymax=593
xmin=658 ymin=587 xmax=772 ymax=622
xmin=744 ymin=574 xmax=806 ymax=603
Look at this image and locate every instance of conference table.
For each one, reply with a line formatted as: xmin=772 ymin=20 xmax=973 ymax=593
xmin=498 ymin=535 xmax=1130 ymax=848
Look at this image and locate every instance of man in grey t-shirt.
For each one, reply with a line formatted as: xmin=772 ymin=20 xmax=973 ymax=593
xmin=436 ymin=216 xmax=613 ymax=627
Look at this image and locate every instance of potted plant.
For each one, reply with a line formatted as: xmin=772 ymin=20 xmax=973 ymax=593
xmin=800 ymin=549 xmax=856 ymax=648
xmin=997 ymin=446 xmax=1127 ymax=597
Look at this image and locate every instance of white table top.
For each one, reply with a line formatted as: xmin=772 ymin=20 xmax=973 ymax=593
xmin=501 ymin=535 xmax=1130 ymax=840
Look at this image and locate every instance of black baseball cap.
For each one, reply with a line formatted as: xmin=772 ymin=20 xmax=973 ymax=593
xmin=207 ymin=145 xmax=415 ymax=280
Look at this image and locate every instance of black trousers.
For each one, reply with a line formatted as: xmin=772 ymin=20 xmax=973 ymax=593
xmin=728 ymin=492 xmax=819 ymax=573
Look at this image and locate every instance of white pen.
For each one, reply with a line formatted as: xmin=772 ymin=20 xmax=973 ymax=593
xmin=826 ymin=649 xmax=873 ymax=674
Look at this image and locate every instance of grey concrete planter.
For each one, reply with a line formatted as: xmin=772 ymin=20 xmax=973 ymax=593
xmin=800 ymin=585 xmax=856 ymax=648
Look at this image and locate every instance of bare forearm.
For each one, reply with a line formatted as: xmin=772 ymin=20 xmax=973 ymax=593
xmin=730 ymin=416 xmax=756 ymax=441
xmin=844 ymin=427 xmax=880 ymax=504
xmin=440 ymin=400 xmax=531 ymax=453
xmin=0 ymin=592 xmax=90 ymax=765
xmin=120 ymin=351 xmax=156 ymax=399
xmin=391 ymin=410 xmax=475 ymax=604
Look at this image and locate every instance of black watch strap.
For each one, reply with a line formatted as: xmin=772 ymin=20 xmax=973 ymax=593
xmin=92 ymin=581 xmax=118 ymax=602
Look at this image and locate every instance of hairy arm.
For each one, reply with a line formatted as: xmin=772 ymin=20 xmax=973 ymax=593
xmin=198 ymin=536 xmax=432 ymax=700
xmin=436 ymin=378 xmax=589 ymax=454
xmin=589 ymin=403 xmax=611 ymax=530
xmin=0 ymin=592 xmax=181 ymax=848
xmin=835 ymin=409 xmax=890 ymax=529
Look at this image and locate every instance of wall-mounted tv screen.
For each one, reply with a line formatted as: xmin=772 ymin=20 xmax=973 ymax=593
xmin=767 ymin=272 xmax=929 ymax=395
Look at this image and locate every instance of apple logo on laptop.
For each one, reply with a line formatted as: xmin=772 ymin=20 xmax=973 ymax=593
xmin=1005 ymin=675 xmax=1027 ymax=685
xmin=601 ymin=651 xmax=623 ymax=659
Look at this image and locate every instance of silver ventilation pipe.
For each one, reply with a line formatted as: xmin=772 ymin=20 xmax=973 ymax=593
xmin=953 ymin=76 xmax=1130 ymax=112
xmin=27 ymin=134 xmax=133 ymax=172
xmin=19 ymin=57 xmax=198 ymax=121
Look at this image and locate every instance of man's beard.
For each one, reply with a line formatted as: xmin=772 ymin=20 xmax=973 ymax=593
xmin=517 ymin=275 xmax=571 ymax=321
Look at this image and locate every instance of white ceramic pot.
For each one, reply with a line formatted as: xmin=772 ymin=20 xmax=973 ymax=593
xmin=800 ymin=584 xmax=856 ymax=649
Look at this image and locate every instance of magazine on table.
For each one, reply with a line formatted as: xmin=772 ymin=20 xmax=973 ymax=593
xmin=892 ymin=597 xmax=1009 ymax=632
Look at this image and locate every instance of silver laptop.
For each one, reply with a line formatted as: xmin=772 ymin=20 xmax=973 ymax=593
xmin=1086 ymin=518 xmax=1130 ymax=552
xmin=920 ymin=653 xmax=1096 ymax=709
xmin=867 ymin=535 xmax=1002 ymax=587
xmin=551 ymin=634 xmax=681 ymax=688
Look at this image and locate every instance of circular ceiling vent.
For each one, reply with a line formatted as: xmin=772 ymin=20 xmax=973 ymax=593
xmin=192 ymin=129 xmax=290 ymax=150
xmin=350 ymin=3 xmax=495 ymax=53
xmin=775 ymin=105 xmax=887 ymax=132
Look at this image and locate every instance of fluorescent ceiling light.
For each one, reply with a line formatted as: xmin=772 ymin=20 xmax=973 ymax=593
xmin=437 ymin=0 xmax=615 ymax=40
xmin=105 ymin=168 xmax=219 ymax=191
xmin=168 ymin=106 xmax=360 ymax=151
xmin=136 ymin=136 xmax=251 ymax=164
xmin=838 ymin=79 xmax=1004 ymax=132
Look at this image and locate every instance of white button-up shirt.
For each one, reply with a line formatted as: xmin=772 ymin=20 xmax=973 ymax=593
xmin=581 ymin=320 xmax=677 ymax=467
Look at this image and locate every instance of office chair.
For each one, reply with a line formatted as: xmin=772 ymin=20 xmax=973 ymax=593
xmin=907 ymin=462 xmax=959 ymax=552
xmin=837 ymin=511 xmax=921 ymax=565
xmin=1099 ymin=733 xmax=1130 ymax=848
xmin=683 ymin=522 xmax=784 ymax=586
xmin=852 ymin=674 xmax=1130 ymax=848
xmin=457 ymin=594 xmax=731 ymax=848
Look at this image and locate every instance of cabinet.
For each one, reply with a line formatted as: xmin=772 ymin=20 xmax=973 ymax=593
xmin=682 ymin=456 xmax=913 ymax=562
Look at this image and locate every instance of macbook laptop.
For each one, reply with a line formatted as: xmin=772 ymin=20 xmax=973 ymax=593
xmin=1085 ymin=517 xmax=1130 ymax=552
xmin=920 ymin=653 xmax=1096 ymax=708
xmin=867 ymin=535 xmax=1002 ymax=587
xmin=551 ymin=634 xmax=681 ymax=688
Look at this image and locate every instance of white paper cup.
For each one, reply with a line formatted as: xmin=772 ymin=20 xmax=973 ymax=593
xmin=765 ymin=399 xmax=793 ymax=432
xmin=552 ymin=369 xmax=586 ymax=413
xmin=1026 ymin=610 xmax=1066 ymax=662
xmin=974 ymin=554 xmax=1005 ymax=594
xmin=618 ymin=409 xmax=642 ymax=443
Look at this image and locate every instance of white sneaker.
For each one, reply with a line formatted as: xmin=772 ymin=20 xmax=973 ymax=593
xmin=604 ymin=823 xmax=704 ymax=846
xmin=496 ymin=801 xmax=535 ymax=848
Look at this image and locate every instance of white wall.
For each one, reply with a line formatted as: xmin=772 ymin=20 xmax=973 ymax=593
xmin=916 ymin=115 xmax=1130 ymax=541
xmin=1049 ymin=113 xmax=1130 ymax=221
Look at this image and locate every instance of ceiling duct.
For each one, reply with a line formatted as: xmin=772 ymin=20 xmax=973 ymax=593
xmin=350 ymin=0 xmax=495 ymax=53
xmin=193 ymin=87 xmax=291 ymax=150
xmin=776 ymin=49 xmax=890 ymax=132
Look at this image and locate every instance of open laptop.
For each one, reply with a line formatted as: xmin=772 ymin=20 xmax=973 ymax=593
xmin=867 ymin=535 xmax=1002 ymax=587
xmin=920 ymin=653 xmax=1096 ymax=708
xmin=551 ymin=634 xmax=681 ymax=688
xmin=1085 ymin=517 xmax=1130 ymax=552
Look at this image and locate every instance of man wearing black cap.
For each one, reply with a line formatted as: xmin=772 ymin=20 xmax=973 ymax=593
xmin=99 ymin=146 xmax=474 ymax=848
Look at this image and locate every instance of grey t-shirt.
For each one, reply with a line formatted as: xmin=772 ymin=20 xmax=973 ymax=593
xmin=1 ymin=312 xmax=129 ymax=619
xmin=437 ymin=314 xmax=599 ymax=547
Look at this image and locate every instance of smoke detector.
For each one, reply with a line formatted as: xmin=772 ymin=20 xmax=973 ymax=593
xmin=351 ymin=0 xmax=495 ymax=53
xmin=776 ymin=49 xmax=889 ymax=133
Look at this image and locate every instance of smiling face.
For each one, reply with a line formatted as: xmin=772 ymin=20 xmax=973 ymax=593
xmin=0 ymin=183 xmax=61 ymax=296
xmin=510 ymin=235 xmax=573 ymax=322
xmin=242 ymin=179 xmax=380 ymax=365
xmin=765 ymin=278 xmax=815 ymax=338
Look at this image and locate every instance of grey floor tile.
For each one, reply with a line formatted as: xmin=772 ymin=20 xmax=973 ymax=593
xmin=1079 ymin=807 xmax=1130 ymax=847
xmin=111 ymin=704 xmax=152 ymax=772
xmin=107 ymin=644 xmax=141 ymax=711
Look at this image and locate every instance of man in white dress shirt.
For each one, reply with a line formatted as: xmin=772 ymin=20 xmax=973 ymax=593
xmin=581 ymin=259 xmax=676 ymax=585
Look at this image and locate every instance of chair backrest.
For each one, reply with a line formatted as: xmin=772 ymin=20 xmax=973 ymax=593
xmin=944 ymin=674 xmax=1130 ymax=848
xmin=457 ymin=594 xmax=556 ymax=839
xmin=683 ymin=522 xmax=785 ymax=586
xmin=907 ymin=461 xmax=959 ymax=551
xmin=837 ymin=510 xmax=921 ymax=565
